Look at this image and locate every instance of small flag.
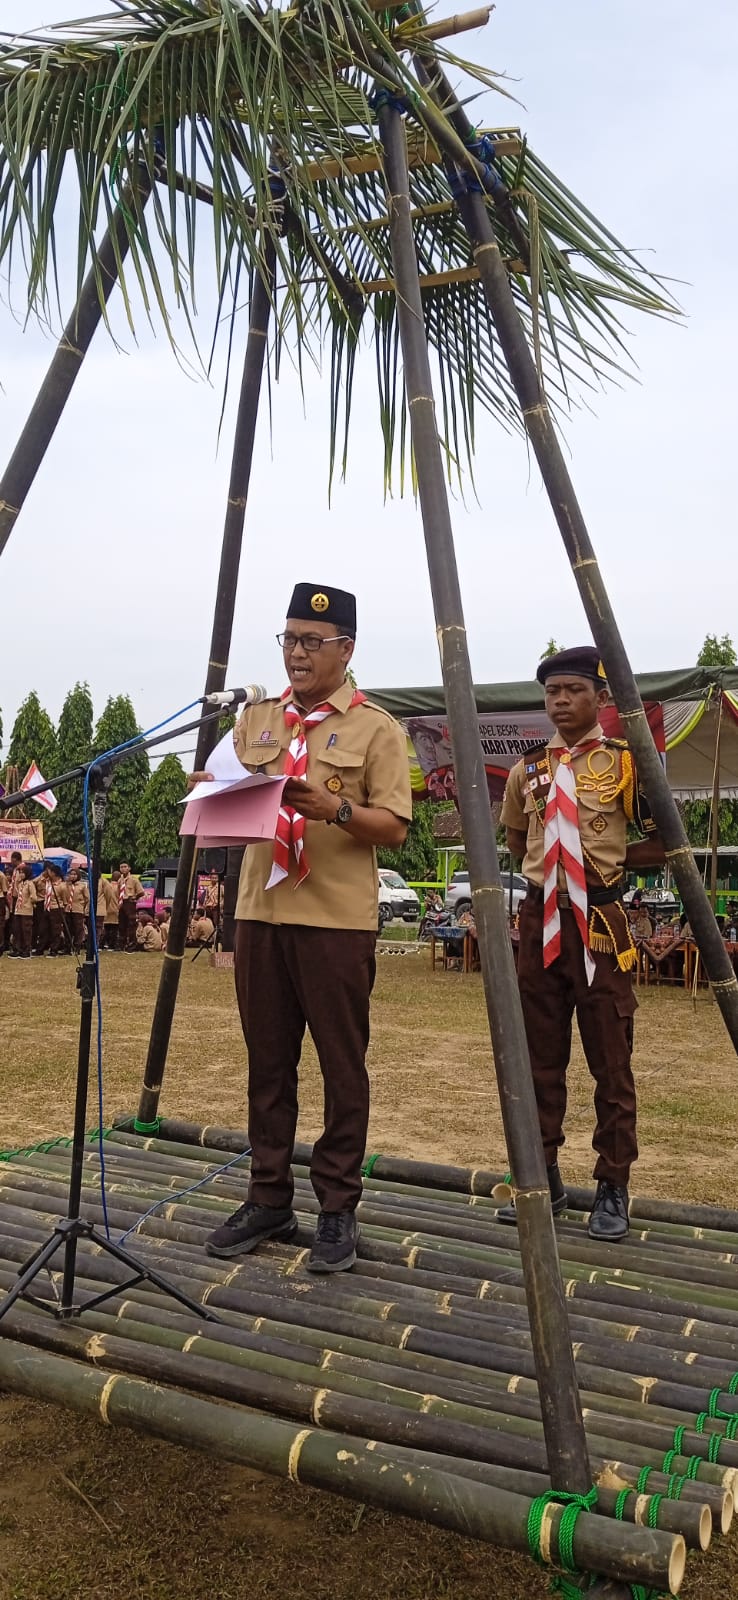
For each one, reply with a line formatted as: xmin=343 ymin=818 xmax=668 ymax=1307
xmin=20 ymin=761 xmax=57 ymax=813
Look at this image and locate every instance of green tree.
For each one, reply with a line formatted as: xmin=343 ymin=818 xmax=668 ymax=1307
xmin=7 ymin=691 xmax=58 ymax=824
xmin=540 ymin=638 xmax=561 ymax=659
xmin=378 ymin=799 xmax=437 ymax=882
xmin=136 ymin=754 xmax=188 ymax=867
xmin=47 ymin=681 xmax=94 ymax=849
xmin=697 ymin=633 xmax=736 ymax=667
xmin=92 ymin=695 xmax=150 ymax=870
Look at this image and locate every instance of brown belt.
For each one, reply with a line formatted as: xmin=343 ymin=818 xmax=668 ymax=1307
xmin=525 ymin=879 xmax=624 ymax=911
xmin=525 ymin=881 xmax=570 ymax=909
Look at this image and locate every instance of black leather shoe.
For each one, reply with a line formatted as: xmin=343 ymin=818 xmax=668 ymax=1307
xmin=588 ymin=1180 xmax=629 ymax=1242
xmin=496 ymin=1163 xmax=568 ymax=1226
xmin=307 ymin=1210 xmax=359 ymax=1273
xmin=206 ymin=1201 xmax=297 ymax=1258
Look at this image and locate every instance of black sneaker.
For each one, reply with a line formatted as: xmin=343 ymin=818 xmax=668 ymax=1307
xmin=588 ymin=1180 xmax=629 ymax=1242
xmin=496 ymin=1163 xmax=568 ymax=1226
xmin=206 ymin=1201 xmax=297 ymax=1259
xmin=307 ymin=1210 xmax=359 ymax=1273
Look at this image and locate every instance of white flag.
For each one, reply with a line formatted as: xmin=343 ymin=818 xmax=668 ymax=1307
xmin=21 ymin=761 xmax=57 ymax=813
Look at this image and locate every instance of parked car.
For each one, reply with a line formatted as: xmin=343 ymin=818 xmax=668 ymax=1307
xmin=378 ymin=869 xmax=420 ymax=928
xmin=443 ymin=869 xmax=528 ymax=918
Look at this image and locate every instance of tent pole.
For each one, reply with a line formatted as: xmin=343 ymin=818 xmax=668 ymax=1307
xmin=709 ymin=695 xmax=722 ymax=917
xmin=0 ymin=170 xmax=151 ymax=561
xmin=137 ymin=240 xmax=276 ymax=1129
xmin=377 ymin=98 xmax=592 ymax=1496
xmin=450 ymin=183 xmax=738 ymax=1053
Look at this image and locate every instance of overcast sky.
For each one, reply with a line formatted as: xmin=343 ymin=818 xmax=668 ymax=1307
xmin=2 ymin=1 xmax=737 ymax=761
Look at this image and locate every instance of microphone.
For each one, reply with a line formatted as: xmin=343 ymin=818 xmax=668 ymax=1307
xmin=202 ymin=684 xmax=268 ymax=708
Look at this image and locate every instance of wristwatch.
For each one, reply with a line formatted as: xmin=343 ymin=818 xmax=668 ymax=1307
xmin=332 ymin=799 xmax=353 ymax=826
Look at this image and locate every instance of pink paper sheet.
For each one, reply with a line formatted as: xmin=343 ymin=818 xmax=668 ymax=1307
xmin=180 ymin=776 xmax=286 ymax=847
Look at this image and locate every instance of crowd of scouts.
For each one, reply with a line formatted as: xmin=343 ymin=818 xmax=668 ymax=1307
xmin=0 ymin=858 xmax=224 ymax=958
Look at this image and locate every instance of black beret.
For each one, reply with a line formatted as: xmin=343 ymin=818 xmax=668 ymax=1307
xmin=536 ymin=645 xmax=607 ymax=687
xmin=287 ymin=583 xmax=357 ymax=636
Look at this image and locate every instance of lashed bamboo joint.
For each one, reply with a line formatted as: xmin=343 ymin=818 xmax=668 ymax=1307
xmin=0 ymin=1123 xmax=737 ymax=1594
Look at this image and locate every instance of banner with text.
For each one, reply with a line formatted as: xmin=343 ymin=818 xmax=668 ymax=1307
xmin=0 ymin=818 xmax=46 ymax=862
xmin=405 ymin=704 xmax=666 ymax=803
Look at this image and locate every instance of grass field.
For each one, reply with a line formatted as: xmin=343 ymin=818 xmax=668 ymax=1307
xmin=0 ymin=950 xmax=736 ymax=1599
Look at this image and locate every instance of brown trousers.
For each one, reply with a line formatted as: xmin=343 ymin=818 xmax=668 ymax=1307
xmin=70 ymin=911 xmax=87 ymax=952
xmin=119 ymin=899 xmax=138 ymax=950
xmin=37 ymin=907 xmax=65 ymax=955
xmin=517 ymin=897 xmax=638 ymax=1187
xmin=234 ymin=920 xmax=377 ymax=1213
xmin=104 ymin=920 xmax=119 ymax=949
xmin=13 ymin=914 xmax=33 ymax=955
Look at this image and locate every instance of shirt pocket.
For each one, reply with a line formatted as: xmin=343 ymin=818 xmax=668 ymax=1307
xmin=242 ymin=741 xmax=286 ymax=771
xmin=313 ymin=745 xmax=366 ymax=803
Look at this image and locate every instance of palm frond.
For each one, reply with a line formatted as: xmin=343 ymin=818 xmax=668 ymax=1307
xmin=0 ymin=0 xmax=679 ymax=486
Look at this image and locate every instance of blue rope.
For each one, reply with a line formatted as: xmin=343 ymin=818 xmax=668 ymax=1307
xmin=81 ymin=696 xmax=201 ymax=1239
xmin=370 ymin=87 xmax=410 ymax=117
xmin=117 ymin=1148 xmax=252 ymax=1244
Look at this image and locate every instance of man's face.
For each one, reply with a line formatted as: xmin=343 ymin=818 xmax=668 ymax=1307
xmin=68 ymin=870 xmax=78 ymax=884
xmin=282 ymin=616 xmax=354 ymax=706
xmin=120 ymin=863 xmax=130 ymax=877
xmin=544 ymin=675 xmax=608 ymax=741
xmin=11 ymin=855 xmax=21 ymax=869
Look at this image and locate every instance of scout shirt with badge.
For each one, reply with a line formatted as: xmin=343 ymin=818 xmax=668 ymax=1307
xmin=233 ymin=679 xmax=412 ymax=931
xmin=501 ymin=721 xmax=656 ymax=970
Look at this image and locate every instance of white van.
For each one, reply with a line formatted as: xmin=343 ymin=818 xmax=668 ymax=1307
xmin=378 ymin=869 xmax=420 ymax=929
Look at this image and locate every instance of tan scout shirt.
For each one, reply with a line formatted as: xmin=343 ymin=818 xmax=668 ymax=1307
xmin=0 ymin=871 xmax=8 ymax=897
xmin=136 ymin=922 xmax=163 ymax=951
xmin=234 ymin=680 xmax=412 ymax=930
xmin=68 ymin=880 xmax=90 ymax=916
xmin=98 ymin=879 xmax=119 ymax=920
xmin=501 ymin=723 xmax=631 ymax=889
xmin=16 ymin=879 xmax=37 ymax=916
xmin=120 ymin=873 xmax=144 ymax=902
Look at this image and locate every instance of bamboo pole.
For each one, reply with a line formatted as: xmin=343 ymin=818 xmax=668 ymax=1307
xmin=137 ymin=239 xmax=276 ymax=1129
xmin=0 ymin=168 xmax=151 ymax=559
xmin=0 ymin=1338 xmax=685 ymax=1591
xmin=447 ymin=182 xmax=738 ymax=1046
xmin=375 ymin=98 xmax=591 ymax=1496
xmin=405 ymin=6 xmax=492 ymax=42
xmin=709 ymin=694 xmax=723 ymax=916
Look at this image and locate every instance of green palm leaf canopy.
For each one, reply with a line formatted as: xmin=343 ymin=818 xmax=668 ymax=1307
xmin=0 ymin=0 xmax=678 ymax=480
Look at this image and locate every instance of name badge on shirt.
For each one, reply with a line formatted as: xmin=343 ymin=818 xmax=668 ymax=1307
xmin=250 ymin=735 xmax=280 ymax=749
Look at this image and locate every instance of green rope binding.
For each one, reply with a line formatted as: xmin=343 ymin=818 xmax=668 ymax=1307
xmin=526 ymin=1488 xmax=597 ymax=1573
xmin=0 ymin=1127 xmax=115 ymax=1163
xmin=133 ymin=1117 xmax=161 ymax=1136
xmin=361 ymin=1152 xmax=382 ymax=1178
xmin=614 ymin=1487 xmax=634 ymax=1519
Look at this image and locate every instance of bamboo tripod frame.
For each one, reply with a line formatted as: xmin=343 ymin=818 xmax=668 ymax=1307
xmin=1 ymin=32 xmax=737 ymax=1596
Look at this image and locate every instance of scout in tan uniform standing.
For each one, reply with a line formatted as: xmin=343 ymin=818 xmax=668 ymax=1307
xmin=199 ymin=583 xmax=412 ymax=1272
xmin=104 ymin=869 xmax=122 ymax=949
xmin=65 ymin=868 xmax=90 ymax=953
xmin=11 ymin=866 xmax=37 ymax=957
xmin=0 ymin=865 xmax=10 ymax=953
xmin=118 ymin=863 xmax=145 ymax=951
xmin=499 ymin=646 xmax=664 ymax=1242
xmin=36 ymin=865 xmax=68 ymax=956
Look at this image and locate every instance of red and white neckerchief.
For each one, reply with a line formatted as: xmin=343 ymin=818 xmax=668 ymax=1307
xmin=119 ymin=875 xmax=127 ymax=905
xmin=542 ymin=740 xmax=600 ymax=985
xmin=44 ymin=879 xmax=53 ymax=911
xmin=266 ymin=688 xmax=365 ymax=891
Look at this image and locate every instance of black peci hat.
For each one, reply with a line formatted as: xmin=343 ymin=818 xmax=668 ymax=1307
xmin=536 ymin=645 xmax=607 ymax=687
xmin=287 ymin=583 xmax=357 ymax=636
xmin=284 ymin=588 xmax=356 ymax=636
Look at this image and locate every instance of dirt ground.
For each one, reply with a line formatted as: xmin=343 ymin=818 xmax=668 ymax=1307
xmin=0 ymin=950 xmax=736 ymax=1599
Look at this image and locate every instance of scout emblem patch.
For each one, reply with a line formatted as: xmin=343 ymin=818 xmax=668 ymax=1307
xmin=326 ymin=775 xmax=343 ymax=793
xmin=311 ymin=591 xmax=329 ymax=612
xmin=591 ymin=814 xmax=608 ymax=834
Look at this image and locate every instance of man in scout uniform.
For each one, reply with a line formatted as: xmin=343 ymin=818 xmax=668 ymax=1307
xmin=11 ymin=865 xmax=37 ymax=957
xmin=118 ymin=862 xmax=145 ymax=951
xmin=36 ymin=865 xmax=68 ymax=956
xmin=66 ymin=867 xmax=90 ymax=953
xmin=104 ymin=870 xmax=122 ymax=949
xmin=499 ymin=646 xmax=664 ymax=1242
xmin=0 ymin=863 xmax=8 ymax=953
xmin=201 ymin=583 xmax=412 ymax=1273
xmin=6 ymin=851 xmax=23 ymax=951
xmin=201 ymin=868 xmax=224 ymax=928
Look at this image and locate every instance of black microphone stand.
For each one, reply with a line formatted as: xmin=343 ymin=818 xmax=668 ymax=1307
xmin=0 ymin=713 xmax=228 ymax=1325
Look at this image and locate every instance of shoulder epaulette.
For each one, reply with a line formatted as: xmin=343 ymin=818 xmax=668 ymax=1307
xmin=603 ymin=736 xmax=629 ymax=751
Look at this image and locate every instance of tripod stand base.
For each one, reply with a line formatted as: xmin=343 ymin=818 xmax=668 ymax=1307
xmin=0 ymin=1215 xmax=222 ymax=1325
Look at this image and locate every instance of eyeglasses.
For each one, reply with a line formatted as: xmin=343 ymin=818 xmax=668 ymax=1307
xmin=276 ymin=632 xmax=352 ymax=653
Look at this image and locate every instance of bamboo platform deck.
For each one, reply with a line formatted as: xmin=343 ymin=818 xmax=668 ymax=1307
xmin=2 ymin=1119 xmax=738 ymax=1595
